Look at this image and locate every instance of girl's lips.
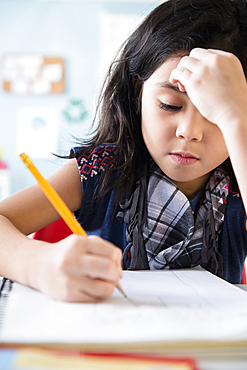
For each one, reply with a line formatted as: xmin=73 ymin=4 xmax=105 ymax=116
xmin=170 ymin=152 xmax=199 ymax=165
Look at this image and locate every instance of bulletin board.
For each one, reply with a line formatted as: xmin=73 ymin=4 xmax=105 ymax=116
xmin=1 ymin=54 xmax=65 ymax=95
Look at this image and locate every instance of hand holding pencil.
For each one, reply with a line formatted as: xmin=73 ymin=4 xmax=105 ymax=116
xmin=20 ymin=153 xmax=126 ymax=301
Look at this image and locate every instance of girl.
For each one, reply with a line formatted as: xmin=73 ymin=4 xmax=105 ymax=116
xmin=0 ymin=0 xmax=247 ymax=302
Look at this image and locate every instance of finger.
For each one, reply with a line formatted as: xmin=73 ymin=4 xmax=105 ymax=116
xmin=79 ymin=275 xmax=116 ymax=299
xmin=190 ymin=48 xmax=233 ymax=62
xmin=208 ymin=49 xmax=242 ymax=69
xmin=169 ymin=67 xmax=192 ymax=90
xmin=169 ymin=56 xmax=199 ymax=89
xmin=60 ymin=276 xmax=116 ymax=302
xmin=189 ymin=47 xmax=211 ymax=59
xmin=85 ymin=235 xmax=123 ymax=276
xmin=85 ymin=235 xmax=122 ymax=261
xmin=189 ymin=47 xmax=225 ymax=60
xmin=72 ymin=253 xmax=121 ymax=282
xmin=64 ymin=234 xmax=123 ymax=277
xmin=176 ymin=55 xmax=202 ymax=73
xmin=177 ymin=81 xmax=186 ymax=93
xmin=205 ymin=48 xmax=233 ymax=58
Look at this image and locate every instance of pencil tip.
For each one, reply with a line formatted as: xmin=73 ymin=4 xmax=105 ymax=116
xmin=116 ymin=284 xmax=127 ymax=298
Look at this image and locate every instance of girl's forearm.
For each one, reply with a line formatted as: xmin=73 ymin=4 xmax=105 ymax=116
xmin=222 ymin=119 xmax=247 ymax=217
xmin=0 ymin=215 xmax=47 ymax=288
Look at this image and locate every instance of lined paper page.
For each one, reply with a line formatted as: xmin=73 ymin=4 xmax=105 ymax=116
xmin=1 ymin=267 xmax=247 ymax=344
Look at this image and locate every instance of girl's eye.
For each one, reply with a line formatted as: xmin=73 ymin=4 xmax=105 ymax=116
xmin=159 ymin=102 xmax=182 ymax=112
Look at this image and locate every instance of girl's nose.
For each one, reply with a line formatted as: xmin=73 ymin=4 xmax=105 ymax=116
xmin=175 ymin=108 xmax=203 ymax=142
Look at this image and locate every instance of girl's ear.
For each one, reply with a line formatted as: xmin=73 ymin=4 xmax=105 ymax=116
xmin=132 ymin=74 xmax=143 ymax=115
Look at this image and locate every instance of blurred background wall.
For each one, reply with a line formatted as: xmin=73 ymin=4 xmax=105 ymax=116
xmin=0 ymin=0 xmax=161 ymax=198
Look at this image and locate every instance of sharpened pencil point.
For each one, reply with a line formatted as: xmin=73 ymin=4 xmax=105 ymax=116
xmin=116 ymin=283 xmax=127 ymax=298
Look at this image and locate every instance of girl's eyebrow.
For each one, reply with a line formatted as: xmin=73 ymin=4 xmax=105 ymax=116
xmin=154 ymin=81 xmax=186 ymax=94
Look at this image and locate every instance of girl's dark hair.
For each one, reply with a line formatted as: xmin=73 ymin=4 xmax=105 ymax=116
xmin=73 ymin=0 xmax=247 ymax=203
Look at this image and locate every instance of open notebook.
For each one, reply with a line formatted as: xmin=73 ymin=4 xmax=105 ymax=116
xmin=1 ymin=267 xmax=247 ymax=350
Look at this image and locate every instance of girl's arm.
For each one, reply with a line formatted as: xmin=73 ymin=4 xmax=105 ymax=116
xmin=0 ymin=159 xmax=122 ymax=301
xmin=170 ymin=48 xmax=247 ymax=215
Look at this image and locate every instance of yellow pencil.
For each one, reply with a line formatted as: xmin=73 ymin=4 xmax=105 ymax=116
xmin=20 ymin=152 xmax=126 ymax=298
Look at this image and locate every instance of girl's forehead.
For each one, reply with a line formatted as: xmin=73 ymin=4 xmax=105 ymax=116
xmin=148 ymin=57 xmax=182 ymax=83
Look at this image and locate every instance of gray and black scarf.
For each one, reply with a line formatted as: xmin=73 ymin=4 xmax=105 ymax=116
xmin=117 ymin=161 xmax=230 ymax=277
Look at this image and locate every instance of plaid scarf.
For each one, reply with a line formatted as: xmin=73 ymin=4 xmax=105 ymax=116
xmin=118 ymin=161 xmax=230 ymax=277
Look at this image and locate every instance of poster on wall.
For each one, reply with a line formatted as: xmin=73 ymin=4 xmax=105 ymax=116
xmin=16 ymin=107 xmax=58 ymax=158
xmin=1 ymin=54 xmax=65 ymax=95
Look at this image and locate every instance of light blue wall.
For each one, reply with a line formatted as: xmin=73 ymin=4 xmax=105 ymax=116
xmin=0 ymin=0 xmax=159 ymax=193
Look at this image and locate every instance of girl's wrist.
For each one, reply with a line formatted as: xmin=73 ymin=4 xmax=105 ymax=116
xmin=217 ymin=114 xmax=247 ymax=139
xmin=24 ymin=239 xmax=51 ymax=291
